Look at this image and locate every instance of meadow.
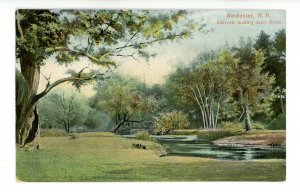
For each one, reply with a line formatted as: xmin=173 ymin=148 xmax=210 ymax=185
xmin=16 ymin=132 xmax=285 ymax=182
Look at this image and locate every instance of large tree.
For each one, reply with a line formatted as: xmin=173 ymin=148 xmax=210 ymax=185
xmin=254 ymin=29 xmax=286 ymax=115
xmin=90 ymin=75 xmax=159 ymax=134
xmin=230 ymin=39 xmax=275 ymax=131
xmin=16 ymin=10 xmax=198 ymax=146
xmin=166 ymin=51 xmax=234 ymax=129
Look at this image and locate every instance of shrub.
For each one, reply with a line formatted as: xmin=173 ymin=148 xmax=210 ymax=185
xmin=267 ymin=114 xmax=286 ymax=130
xmin=154 ymin=111 xmax=190 ymax=135
xmin=219 ymin=121 xmax=243 ymax=130
xmin=135 ymin=131 xmax=153 ymax=141
xmin=252 ymin=121 xmax=267 ymax=130
xmin=40 ymin=129 xmax=68 ymax=137
xmin=197 ymin=129 xmax=238 ymax=141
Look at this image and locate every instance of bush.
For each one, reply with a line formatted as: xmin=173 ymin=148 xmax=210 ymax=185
xmin=219 ymin=121 xmax=243 ymax=130
xmin=135 ymin=131 xmax=153 ymax=141
xmin=40 ymin=129 xmax=68 ymax=137
xmin=267 ymin=114 xmax=286 ymax=130
xmin=197 ymin=129 xmax=239 ymax=141
xmin=154 ymin=111 xmax=190 ymax=135
xmin=252 ymin=121 xmax=267 ymax=130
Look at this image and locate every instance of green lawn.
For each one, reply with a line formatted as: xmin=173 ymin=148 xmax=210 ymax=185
xmin=16 ymin=132 xmax=285 ymax=182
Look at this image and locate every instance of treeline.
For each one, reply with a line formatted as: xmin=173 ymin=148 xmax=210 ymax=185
xmin=165 ymin=29 xmax=285 ymax=131
xmin=38 ymin=29 xmax=285 ymax=133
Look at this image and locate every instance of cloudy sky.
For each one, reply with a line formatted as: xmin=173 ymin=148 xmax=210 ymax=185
xmin=38 ymin=9 xmax=286 ymax=96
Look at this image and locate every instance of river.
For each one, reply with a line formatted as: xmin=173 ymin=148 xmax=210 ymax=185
xmin=152 ymin=135 xmax=286 ymax=160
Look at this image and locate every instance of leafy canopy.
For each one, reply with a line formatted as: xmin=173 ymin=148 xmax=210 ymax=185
xmin=17 ymin=10 xmax=197 ymax=67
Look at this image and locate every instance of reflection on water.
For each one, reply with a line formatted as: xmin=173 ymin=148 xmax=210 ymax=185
xmin=153 ymin=135 xmax=286 ymax=160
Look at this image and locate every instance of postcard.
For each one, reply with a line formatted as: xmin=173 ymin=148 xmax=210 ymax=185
xmin=15 ymin=9 xmax=286 ymax=182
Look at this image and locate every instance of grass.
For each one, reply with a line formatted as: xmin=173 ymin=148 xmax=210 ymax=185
xmin=40 ymin=128 xmax=68 ymax=137
xmin=16 ymin=132 xmax=285 ymax=182
xmin=135 ymin=131 xmax=154 ymax=141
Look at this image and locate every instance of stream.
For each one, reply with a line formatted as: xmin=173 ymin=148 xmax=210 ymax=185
xmin=152 ymin=135 xmax=286 ymax=160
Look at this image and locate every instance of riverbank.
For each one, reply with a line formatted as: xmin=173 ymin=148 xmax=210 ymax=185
xmin=17 ymin=132 xmax=285 ymax=181
xmin=213 ymin=131 xmax=286 ymax=147
xmin=172 ymin=128 xmax=285 ymax=147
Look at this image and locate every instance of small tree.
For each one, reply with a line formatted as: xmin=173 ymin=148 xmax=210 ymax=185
xmin=39 ymin=91 xmax=88 ymax=133
xmin=154 ymin=111 xmax=190 ymax=135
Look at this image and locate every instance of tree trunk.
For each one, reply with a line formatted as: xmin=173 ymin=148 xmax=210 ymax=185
xmin=244 ymin=104 xmax=252 ymax=131
xmin=112 ymin=119 xmax=125 ymax=134
xmin=280 ymin=96 xmax=285 ymax=115
xmin=214 ymin=96 xmax=221 ymax=129
xmin=16 ymin=55 xmax=41 ymax=146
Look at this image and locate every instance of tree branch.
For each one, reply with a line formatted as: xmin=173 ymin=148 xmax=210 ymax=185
xmin=33 ymin=76 xmax=96 ymax=103
xmin=16 ymin=10 xmax=24 ymax=41
xmin=115 ymin=36 xmax=178 ymax=50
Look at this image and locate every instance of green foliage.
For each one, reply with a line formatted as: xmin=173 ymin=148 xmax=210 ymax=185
xmin=154 ymin=111 xmax=190 ymax=135
xmin=40 ymin=129 xmax=68 ymax=137
xmin=196 ymin=129 xmax=238 ymax=141
xmin=135 ymin=131 xmax=153 ymax=141
xmin=267 ymin=114 xmax=286 ymax=130
xmin=90 ymin=74 xmax=160 ymax=129
xmin=219 ymin=121 xmax=244 ymax=130
xmin=252 ymin=121 xmax=267 ymax=130
xmin=84 ymin=109 xmax=112 ymax=130
xmin=165 ymin=50 xmax=240 ymax=129
xmin=38 ymin=89 xmax=89 ymax=131
xmin=254 ymin=29 xmax=286 ymax=116
xmin=17 ymin=10 xmax=197 ymax=68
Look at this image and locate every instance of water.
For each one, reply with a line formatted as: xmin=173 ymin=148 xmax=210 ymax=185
xmin=152 ymin=135 xmax=286 ymax=160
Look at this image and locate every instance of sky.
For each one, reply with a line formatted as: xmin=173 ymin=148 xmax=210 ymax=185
xmin=38 ymin=9 xmax=286 ymax=97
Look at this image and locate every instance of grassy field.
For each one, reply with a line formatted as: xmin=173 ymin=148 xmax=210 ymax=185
xmin=16 ymin=132 xmax=285 ymax=182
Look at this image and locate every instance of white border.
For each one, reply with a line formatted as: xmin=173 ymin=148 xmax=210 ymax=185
xmin=1 ymin=1 xmax=299 ymax=192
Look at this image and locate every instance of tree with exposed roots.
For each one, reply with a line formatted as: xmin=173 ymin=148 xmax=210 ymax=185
xmin=16 ymin=10 xmax=199 ymax=146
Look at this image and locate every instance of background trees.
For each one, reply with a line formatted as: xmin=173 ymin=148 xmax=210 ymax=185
xmin=90 ymin=75 xmax=160 ymax=134
xmin=16 ymin=10 xmax=197 ymax=145
xmin=166 ymin=37 xmax=278 ymax=131
xmin=38 ymin=90 xmax=89 ymax=133
xmin=254 ymin=29 xmax=286 ymax=116
xmin=166 ymin=51 xmax=236 ymax=130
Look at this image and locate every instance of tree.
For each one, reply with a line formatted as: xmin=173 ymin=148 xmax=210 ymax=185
xmin=90 ymin=75 xmax=158 ymax=134
xmin=230 ymin=39 xmax=275 ymax=131
xmin=16 ymin=10 xmax=198 ymax=146
xmin=166 ymin=51 xmax=234 ymax=129
xmin=154 ymin=111 xmax=190 ymax=135
xmin=38 ymin=90 xmax=88 ymax=133
xmin=56 ymin=93 xmax=83 ymax=133
xmin=254 ymin=29 xmax=286 ymax=115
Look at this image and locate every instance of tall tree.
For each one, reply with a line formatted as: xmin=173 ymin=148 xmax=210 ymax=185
xmin=254 ymin=29 xmax=286 ymax=115
xmin=166 ymin=51 xmax=234 ymax=129
xmin=231 ymin=39 xmax=275 ymax=131
xmin=16 ymin=10 xmax=198 ymax=146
